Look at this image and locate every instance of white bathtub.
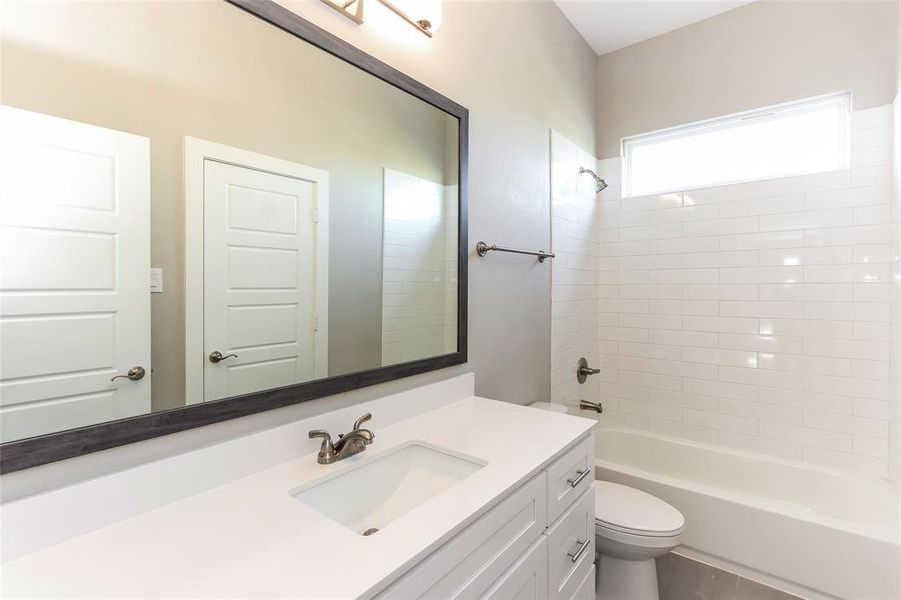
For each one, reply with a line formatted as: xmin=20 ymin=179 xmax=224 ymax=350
xmin=595 ymin=428 xmax=901 ymax=600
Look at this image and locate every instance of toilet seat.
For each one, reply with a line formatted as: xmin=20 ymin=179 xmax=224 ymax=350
xmin=594 ymin=481 xmax=684 ymax=538
xmin=597 ymin=519 xmax=683 ymax=538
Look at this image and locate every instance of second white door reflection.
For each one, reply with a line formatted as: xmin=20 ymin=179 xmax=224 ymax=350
xmin=188 ymin=140 xmax=328 ymax=403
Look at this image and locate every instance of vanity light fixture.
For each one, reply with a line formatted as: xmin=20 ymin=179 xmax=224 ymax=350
xmin=318 ymin=0 xmax=442 ymax=38
xmin=320 ymin=0 xmax=365 ymax=24
xmin=377 ymin=0 xmax=441 ymax=37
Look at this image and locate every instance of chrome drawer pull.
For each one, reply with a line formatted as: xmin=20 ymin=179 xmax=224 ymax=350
xmin=567 ymin=538 xmax=591 ymax=563
xmin=567 ymin=468 xmax=590 ymax=488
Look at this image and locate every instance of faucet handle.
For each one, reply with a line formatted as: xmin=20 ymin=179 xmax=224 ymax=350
xmin=352 ymin=412 xmax=372 ymax=431
xmin=308 ymin=429 xmax=334 ymax=454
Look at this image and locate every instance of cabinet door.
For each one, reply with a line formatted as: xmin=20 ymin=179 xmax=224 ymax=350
xmin=376 ymin=473 xmax=547 ymax=599
xmin=570 ymin=565 xmax=596 ymax=600
xmin=546 ymin=488 xmax=595 ymax=599
xmin=482 ymin=537 xmax=548 ymax=600
xmin=546 ymin=435 xmax=594 ymax=524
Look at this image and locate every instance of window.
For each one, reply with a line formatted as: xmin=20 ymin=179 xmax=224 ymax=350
xmin=622 ymin=92 xmax=851 ymax=198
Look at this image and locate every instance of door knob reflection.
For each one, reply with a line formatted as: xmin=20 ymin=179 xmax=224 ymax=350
xmin=111 ymin=366 xmax=146 ymax=382
xmin=209 ymin=351 xmax=238 ymax=363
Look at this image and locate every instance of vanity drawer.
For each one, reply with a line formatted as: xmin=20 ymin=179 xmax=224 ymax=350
xmin=546 ymin=434 xmax=594 ymax=524
xmin=545 ymin=488 xmax=594 ymax=600
xmin=570 ymin=564 xmax=596 ymax=600
xmin=482 ymin=537 xmax=548 ymax=600
xmin=375 ymin=473 xmax=547 ymax=599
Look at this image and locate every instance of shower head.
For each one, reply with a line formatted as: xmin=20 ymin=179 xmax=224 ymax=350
xmin=579 ymin=167 xmax=607 ymax=194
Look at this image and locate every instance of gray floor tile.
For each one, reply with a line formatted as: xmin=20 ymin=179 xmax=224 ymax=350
xmin=736 ymin=577 xmax=803 ymax=600
xmin=657 ymin=553 xmax=739 ymax=600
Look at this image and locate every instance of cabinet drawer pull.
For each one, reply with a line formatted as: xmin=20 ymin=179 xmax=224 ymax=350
xmin=566 ymin=468 xmax=590 ymax=488
xmin=567 ymin=538 xmax=591 ymax=563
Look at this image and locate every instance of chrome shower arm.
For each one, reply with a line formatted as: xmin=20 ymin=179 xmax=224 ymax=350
xmin=579 ymin=166 xmax=608 ymax=193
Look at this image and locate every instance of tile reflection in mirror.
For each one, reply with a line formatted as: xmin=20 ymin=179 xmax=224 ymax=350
xmin=382 ymin=168 xmax=458 ymax=366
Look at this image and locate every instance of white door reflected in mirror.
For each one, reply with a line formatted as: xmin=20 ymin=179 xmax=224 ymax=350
xmin=185 ymin=139 xmax=330 ymax=404
xmin=0 ymin=106 xmax=152 ymax=442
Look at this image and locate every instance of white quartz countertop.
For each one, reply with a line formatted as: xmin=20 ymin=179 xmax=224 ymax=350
xmin=1 ymin=397 xmax=595 ymax=598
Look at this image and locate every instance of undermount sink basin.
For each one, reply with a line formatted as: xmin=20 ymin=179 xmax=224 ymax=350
xmin=290 ymin=442 xmax=485 ymax=536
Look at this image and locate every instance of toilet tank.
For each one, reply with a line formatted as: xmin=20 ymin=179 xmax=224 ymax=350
xmin=528 ymin=401 xmax=569 ymax=414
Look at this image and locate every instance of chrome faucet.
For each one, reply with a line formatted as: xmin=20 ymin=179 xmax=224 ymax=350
xmin=308 ymin=413 xmax=375 ymax=464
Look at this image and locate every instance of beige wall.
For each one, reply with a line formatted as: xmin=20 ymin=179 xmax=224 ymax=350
xmin=276 ymin=0 xmax=598 ymax=405
xmin=596 ymin=0 xmax=899 ymax=157
xmin=2 ymin=0 xmax=456 ymax=410
xmin=1 ymin=0 xmax=597 ymax=498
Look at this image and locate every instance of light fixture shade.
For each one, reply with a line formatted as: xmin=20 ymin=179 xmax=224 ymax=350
xmin=389 ymin=0 xmax=442 ymax=33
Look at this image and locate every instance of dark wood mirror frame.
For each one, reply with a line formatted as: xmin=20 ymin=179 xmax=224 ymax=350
xmin=0 ymin=0 xmax=469 ymax=474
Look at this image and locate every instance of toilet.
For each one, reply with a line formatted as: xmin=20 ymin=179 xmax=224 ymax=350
xmin=593 ymin=481 xmax=683 ymax=600
xmin=529 ymin=402 xmax=684 ymax=600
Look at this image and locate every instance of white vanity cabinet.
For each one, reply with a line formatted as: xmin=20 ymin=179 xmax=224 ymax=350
xmin=375 ymin=474 xmax=548 ymax=598
xmin=545 ymin=435 xmax=596 ymax=599
xmin=546 ymin=485 xmax=595 ymax=599
xmin=483 ymin=537 xmax=548 ymax=599
xmin=374 ymin=433 xmax=596 ymax=600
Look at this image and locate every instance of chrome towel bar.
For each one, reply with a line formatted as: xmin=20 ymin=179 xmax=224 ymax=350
xmin=476 ymin=241 xmax=555 ymax=263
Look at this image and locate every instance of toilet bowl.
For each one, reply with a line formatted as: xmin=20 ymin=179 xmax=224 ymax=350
xmin=527 ymin=401 xmax=685 ymax=600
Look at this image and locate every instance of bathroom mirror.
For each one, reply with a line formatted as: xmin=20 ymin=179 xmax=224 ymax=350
xmin=0 ymin=0 xmax=468 ymax=472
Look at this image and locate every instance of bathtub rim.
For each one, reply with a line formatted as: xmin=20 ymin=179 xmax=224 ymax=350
xmin=594 ymin=426 xmax=901 ymax=546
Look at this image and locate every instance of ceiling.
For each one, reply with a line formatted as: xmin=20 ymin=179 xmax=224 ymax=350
xmin=553 ymin=0 xmax=757 ymax=56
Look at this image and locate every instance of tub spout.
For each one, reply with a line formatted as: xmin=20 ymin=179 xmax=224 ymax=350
xmin=579 ymin=400 xmax=603 ymax=413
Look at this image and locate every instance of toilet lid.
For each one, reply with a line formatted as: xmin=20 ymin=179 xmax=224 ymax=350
xmin=594 ymin=481 xmax=684 ymax=537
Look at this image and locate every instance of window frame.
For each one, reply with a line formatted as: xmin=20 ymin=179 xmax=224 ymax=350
xmin=621 ymin=91 xmax=852 ymax=198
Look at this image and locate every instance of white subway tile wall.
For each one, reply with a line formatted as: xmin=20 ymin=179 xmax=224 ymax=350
xmin=891 ymin=94 xmax=901 ymax=491
xmin=551 ymin=106 xmax=896 ymax=481
xmin=381 ymin=169 xmax=458 ymax=365
xmin=550 ymin=131 xmax=603 ymax=412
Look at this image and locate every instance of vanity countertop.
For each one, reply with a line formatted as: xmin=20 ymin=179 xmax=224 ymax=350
xmin=1 ymin=397 xmax=595 ymax=598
